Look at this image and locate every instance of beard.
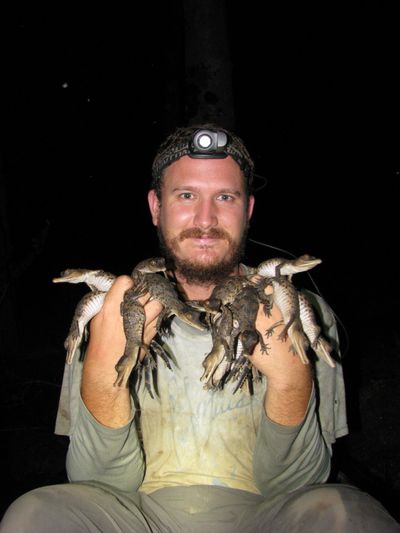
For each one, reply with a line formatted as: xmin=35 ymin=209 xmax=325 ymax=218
xmin=157 ymin=224 xmax=249 ymax=285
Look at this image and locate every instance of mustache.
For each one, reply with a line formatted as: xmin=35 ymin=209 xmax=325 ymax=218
xmin=178 ymin=227 xmax=231 ymax=242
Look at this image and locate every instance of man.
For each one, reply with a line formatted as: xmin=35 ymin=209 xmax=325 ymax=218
xmin=1 ymin=125 xmax=398 ymax=531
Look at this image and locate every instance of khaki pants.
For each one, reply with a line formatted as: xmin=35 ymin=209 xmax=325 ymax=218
xmin=1 ymin=482 xmax=399 ymax=532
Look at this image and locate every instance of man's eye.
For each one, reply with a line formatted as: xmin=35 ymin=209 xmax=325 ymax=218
xmin=179 ymin=192 xmax=193 ymax=199
xmin=218 ymin=194 xmax=233 ymax=201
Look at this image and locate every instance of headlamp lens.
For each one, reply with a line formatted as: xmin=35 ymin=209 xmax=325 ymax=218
xmin=190 ymin=129 xmax=229 ymax=158
xmin=197 ymin=133 xmax=213 ymax=149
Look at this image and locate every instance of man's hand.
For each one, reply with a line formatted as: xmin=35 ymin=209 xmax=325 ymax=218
xmin=81 ymin=275 xmax=163 ymax=428
xmin=248 ymin=286 xmax=312 ymax=426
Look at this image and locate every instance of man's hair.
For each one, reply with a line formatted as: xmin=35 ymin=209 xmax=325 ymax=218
xmin=151 ymin=123 xmax=255 ymax=196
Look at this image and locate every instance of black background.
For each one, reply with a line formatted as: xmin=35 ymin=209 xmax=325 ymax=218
xmin=1 ymin=1 xmax=399 ymax=522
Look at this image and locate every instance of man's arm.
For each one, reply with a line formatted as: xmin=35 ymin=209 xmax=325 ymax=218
xmin=81 ymin=275 xmax=163 ymax=427
xmin=80 ymin=275 xmax=133 ymax=427
xmin=66 ymin=275 xmax=163 ymax=491
xmin=249 ymin=289 xmax=331 ymax=497
xmin=250 ymin=292 xmax=313 ymax=425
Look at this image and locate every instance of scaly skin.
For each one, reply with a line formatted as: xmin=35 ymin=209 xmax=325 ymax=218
xmin=200 ymin=277 xmax=258 ymax=389
xmin=114 ymin=270 xmax=204 ymax=389
xmin=129 ymin=271 xmax=205 ymax=332
xmin=53 ymin=258 xmax=184 ymax=377
xmin=202 ymin=284 xmax=269 ymax=390
xmin=298 ymin=291 xmax=335 ymax=367
xmin=254 ymin=254 xmax=324 ymax=367
xmin=54 ymin=258 xmax=204 ymax=391
xmin=202 ymin=276 xmax=253 ymax=314
xmin=114 ymin=291 xmax=150 ymax=388
xmin=64 ymin=290 xmax=107 ymax=364
xmin=53 ymin=257 xmax=166 ymax=291
xmin=201 ymin=307 xmax=234 ymax=389
xmin=133 ymin=257 xmax=167 ymax=275
xmin=54 ymin=268 xmax=116 ymax=364
xmin=130 ymin=337 xmax=173 ymax=398
xmin=55 ymin=254 xmax=333 ymax=397
xmin=53 ymin=268 xmax=116 ymax=292
xmin=266 ymin=277 xmax=309 ymax=365
xmin=229 ymin=285 xmax=269 ymax=355
xmin=223 ymin=285 xmax=267 ymax=392
xmin=256 ymin=254 xmax=322 ymax=279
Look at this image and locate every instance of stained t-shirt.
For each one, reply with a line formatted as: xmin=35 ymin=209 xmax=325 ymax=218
xmin=55 ymin=288 xmax=348 ymax=497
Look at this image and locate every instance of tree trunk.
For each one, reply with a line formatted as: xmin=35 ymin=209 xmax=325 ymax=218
xmin=183 ymin=0 xmax=235 ymax=129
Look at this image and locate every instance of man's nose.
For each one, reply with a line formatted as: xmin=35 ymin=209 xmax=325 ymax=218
xmin=193 ymin=199 xmax=218 ymax=229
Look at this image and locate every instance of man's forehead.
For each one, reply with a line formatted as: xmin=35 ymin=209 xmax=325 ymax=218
xmin=164 ymin=154 xmax=243 ymax=177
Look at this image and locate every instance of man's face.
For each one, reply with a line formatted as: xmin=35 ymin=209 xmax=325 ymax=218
xmin=148 ymin=155 xmax=255 ymax=284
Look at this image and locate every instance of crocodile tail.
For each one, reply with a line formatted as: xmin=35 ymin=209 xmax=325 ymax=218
xmin=288 ymin=321 xmax=309 ymax=365
xmin=65 ymin=333 xmax=83 ymax=364
xmin=201 ymin=343 xmax=225 ymax=382
xmin=313 ymin=336 xmax=336 ymax=368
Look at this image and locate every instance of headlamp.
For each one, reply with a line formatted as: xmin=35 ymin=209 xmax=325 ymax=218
xmin=151 ymin=124 xmax=256 ymax=190
xmin=189 ymin=129 xmax=229 ymax=159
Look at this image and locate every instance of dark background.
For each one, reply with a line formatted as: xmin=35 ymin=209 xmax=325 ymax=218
xmin=1 ymin=1 xmax=399 ymax=522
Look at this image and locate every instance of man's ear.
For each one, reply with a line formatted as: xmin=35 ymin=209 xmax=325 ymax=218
xmin=148 ymin=189 xmax=160 ymax=226
xmin=247 ymin=194 xmax=255 ymax=221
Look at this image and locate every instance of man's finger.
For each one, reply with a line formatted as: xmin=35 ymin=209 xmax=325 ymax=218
xmin=99 ymin=275 xmax=134 ymax=317
xmin=143 ymin=298 xmax=164 ymax=324
xmin=109 ymin=275 xmax=134 ymax=296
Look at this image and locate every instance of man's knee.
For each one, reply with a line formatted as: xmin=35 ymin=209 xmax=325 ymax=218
xmin=0 ymin=482 xmax=154 ymax=533
xmin=270 ymin=484 xmax=400 ymax=532
xmin=0 ymin=485 xmax=69 ymax=532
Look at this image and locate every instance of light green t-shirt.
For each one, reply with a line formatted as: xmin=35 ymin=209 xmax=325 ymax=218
xmin=56 ymin=288 xmax=347 ymax=497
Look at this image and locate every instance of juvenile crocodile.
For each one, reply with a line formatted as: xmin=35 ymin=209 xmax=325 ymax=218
xmin=201 ymin=282 xmax=269 ymax=390
xmin=53 ymin=257 xmax=166 ymax=291
xmin=200 ymin=256 xmax=318 ymax=388
xmin=298 ymin=291 xmax=335 ymax=367
xmin=114 ymin=270 xmax=206 ymax=388
xmin=222 ymin=284 xmax=269 ymax=390
xmin=114 ymin=294 xmax=149 ymax=388
xmin=53 ymin=258 xmax=179 ymax=390
xmin=254 ymin=254 xmax=326 ymax=366
xmin=199 ymin=276 xmax=259 ymax=389
xmin=263 ymin=276 xmax=310 ymax=365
